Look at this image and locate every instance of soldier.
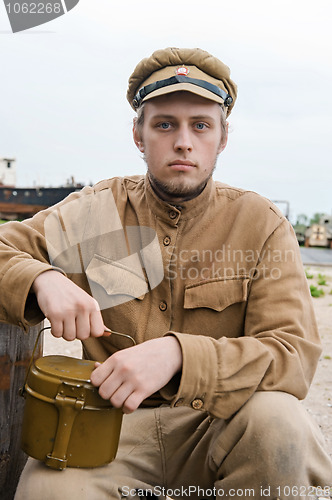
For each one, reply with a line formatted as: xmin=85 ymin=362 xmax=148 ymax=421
xmin=0 ymin=47 xmax=331 ymax=499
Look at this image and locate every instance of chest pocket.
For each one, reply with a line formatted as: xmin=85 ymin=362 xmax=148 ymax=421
xmin=85 ymin=253 xmax=147 ymax=310
xmin=184 ymin=277 xmax=249 ymax=312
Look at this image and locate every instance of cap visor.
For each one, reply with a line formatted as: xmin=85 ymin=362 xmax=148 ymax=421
xmin=142 ymin=82 xmax=224 ymax=105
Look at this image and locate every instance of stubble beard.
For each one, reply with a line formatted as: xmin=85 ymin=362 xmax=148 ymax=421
xmin=146 ymin=158 xmax=218 ymax=202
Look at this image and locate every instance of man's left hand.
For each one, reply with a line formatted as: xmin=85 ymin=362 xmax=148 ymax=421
xmin=90 ymin=336 xmax=182 ymax=414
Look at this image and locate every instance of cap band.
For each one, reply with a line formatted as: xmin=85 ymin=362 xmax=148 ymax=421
xmin=132 ymin=75 xmax=233 ymax=108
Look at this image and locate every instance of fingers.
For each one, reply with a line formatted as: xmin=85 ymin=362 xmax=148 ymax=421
xmin=33 ymin=271 xmax=105 ymax=341
xmin=50 ymin=311 xmax=105 ymax=341
xmin=121 ymin=393 xmax=143 ymax=414
xmin=48 ymin=312 xmax=76 ymax=340
xmin=90 ymin=338 xmax=183 ymax=414
xmin=91 ymin=360 xmax=142 ymax=414
xmin=73 ymin=303 xmax=105 ymax=341
xmin=49 ymin=307 xmax=104 ymax=341
xmin=89 ymin=306 xmax=106 ymax=338
xmin=74 ymin=312 xmax=91 ymax=341
xmin=90 ymin=348 xmax=148 ymax=413
xmin=108 ymin=384 xmax=142 ymax=414
xmin=49 ymin=318 xmax=64 ymax=338
xmin=90 ymin=357 xmax=114 ymax=386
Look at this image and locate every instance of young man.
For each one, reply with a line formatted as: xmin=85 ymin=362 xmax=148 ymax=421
xmin=1 ymin=48 xmax=331 ymax=499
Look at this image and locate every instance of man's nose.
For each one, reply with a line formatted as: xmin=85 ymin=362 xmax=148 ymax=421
xmin=174 ymin=126 xmax=193 ymax=151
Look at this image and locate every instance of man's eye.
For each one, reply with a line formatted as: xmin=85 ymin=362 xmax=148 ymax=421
xmin=159 ymin=122 xmax=171 ymax=129
xmin=195 ymin=123 xmax=207 ymax=130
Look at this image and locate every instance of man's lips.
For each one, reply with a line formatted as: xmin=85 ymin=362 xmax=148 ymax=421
xmin=168 ymin=160 xmax=196 ymax=172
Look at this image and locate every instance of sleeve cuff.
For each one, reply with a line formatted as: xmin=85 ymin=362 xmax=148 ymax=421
xmin=160 ymin=331 xmax=218 ymax=412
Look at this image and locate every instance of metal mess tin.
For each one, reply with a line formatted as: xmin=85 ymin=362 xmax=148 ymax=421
xmin=20 ymin=327 xmax=135 ymax=471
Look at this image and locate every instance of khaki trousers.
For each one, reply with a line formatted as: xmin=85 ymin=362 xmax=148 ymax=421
xmin=15 ymin=392 xmax=332 ymax=500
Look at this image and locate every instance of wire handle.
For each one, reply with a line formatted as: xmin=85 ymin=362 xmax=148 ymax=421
xmin=20 ymin=325 xmax=136 ymax=397
xmin=103 ymin=327 xmax=136 ymax=346
xmin=20 ymin=325 xmax=50 ymax=397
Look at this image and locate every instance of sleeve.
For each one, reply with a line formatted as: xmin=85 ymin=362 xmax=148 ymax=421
xmin=0 ymin=186 xmax=94 ymax=331
xmin=160 ymin=219 xmax=321 ymax=419
xmin=0 ymin=220 xmax=60 ymax=330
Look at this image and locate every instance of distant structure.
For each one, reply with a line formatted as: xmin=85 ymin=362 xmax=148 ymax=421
xmin=0 ymin=158 xmax=16 ymax=186
xmin=304 ymin=214 xmax=332 ymax=249
xmin=0 ymin=157 xmax=83 ymax=220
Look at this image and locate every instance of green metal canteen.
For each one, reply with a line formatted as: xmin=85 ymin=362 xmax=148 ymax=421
xmin=20 ymin=326 xmax=135 ymax=471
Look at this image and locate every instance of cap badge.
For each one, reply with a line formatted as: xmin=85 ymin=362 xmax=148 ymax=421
xmin=176 ymin=66 xmax=190 ymax=76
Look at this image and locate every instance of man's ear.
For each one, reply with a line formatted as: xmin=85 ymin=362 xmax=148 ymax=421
xmin=217 ymin=121 xmax=229 ymax=154
xmin=133 ymin=118 xmax=144 ymax=153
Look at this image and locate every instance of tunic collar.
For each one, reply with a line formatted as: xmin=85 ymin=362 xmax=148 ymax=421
xmin=144 ymin=174 xmax=215 ymax=224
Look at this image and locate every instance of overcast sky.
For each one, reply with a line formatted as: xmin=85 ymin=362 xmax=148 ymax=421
xmin=1 ymin=0 xmax=331 ymax=222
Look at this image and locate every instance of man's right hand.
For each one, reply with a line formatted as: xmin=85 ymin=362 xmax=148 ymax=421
xmin=32 ymin=270 xmax=105 ymax=341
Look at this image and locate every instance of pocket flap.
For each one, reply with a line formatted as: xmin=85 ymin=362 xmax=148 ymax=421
xmin=86 ymin=253 xmax=148 ymax=298
xmin=184 ymin=278 xmax=249 ymax=312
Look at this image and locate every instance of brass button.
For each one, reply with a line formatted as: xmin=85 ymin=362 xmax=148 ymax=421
xmin=169 ymin=210 xmax=177 ymax=220
xmin=191 ymin=398 xmax=204 ymax=410
xmin=159 ymin=301 xmax=167 ymax=311
xmin=163 ymin=236 xmax=171 ymax=246
xmin=174 ymin=398 xmax=184 ymax=407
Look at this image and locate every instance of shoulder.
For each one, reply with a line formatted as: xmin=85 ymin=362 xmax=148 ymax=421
xmin=92 ymin=175 xmax=145 ymax=194
xmin=212 ymin=180 xmax=291 ymax=241
xmin=213 ymin=180 xmax=285 ymax=221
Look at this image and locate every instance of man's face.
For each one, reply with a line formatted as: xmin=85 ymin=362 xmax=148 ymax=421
xmin=133 ymin=92 xmax=228 ymax=202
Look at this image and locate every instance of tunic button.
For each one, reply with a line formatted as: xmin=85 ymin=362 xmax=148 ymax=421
xmin=191 ymin=398 xmax=204 ymax=410
xmin=159 ymin=301 xmax=167 ymax=311
xmin=174 ymin=398 xmax=184 ymax=406
xmin=169 ymin=210 xmax=177 ymax=220
xmin=163 ymin=236 xmax=171 ymax=246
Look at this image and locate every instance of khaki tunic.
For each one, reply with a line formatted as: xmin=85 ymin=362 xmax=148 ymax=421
xmin=0 ymin=175 xmax=321 ymax=419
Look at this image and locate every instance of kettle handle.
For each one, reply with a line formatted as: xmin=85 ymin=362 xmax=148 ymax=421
xmin=20 ymin=325 xmax=50 ymax=397
xmin=20 ymin=325 xmax=136 ymax=397
xmin=103 ymin=326 xmax=137 ymax=346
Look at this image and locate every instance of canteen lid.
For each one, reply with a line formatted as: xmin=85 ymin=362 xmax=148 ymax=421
xmin=26 ymin=355 xmax=112 ymax=408
xmin=36 ymin=355 xmax=96 ymax=381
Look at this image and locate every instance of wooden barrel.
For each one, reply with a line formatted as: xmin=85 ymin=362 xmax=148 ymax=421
xmin=0 ymin=322 xmax=43 ymax=500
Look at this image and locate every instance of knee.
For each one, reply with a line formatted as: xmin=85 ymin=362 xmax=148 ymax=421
xmin=233 ymin=392 xmax=309 ymax=472
xmin=210 ymin=392 xmax=331 ymax=488
xmin=239 ymin=392 xmax=306 ymax=440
